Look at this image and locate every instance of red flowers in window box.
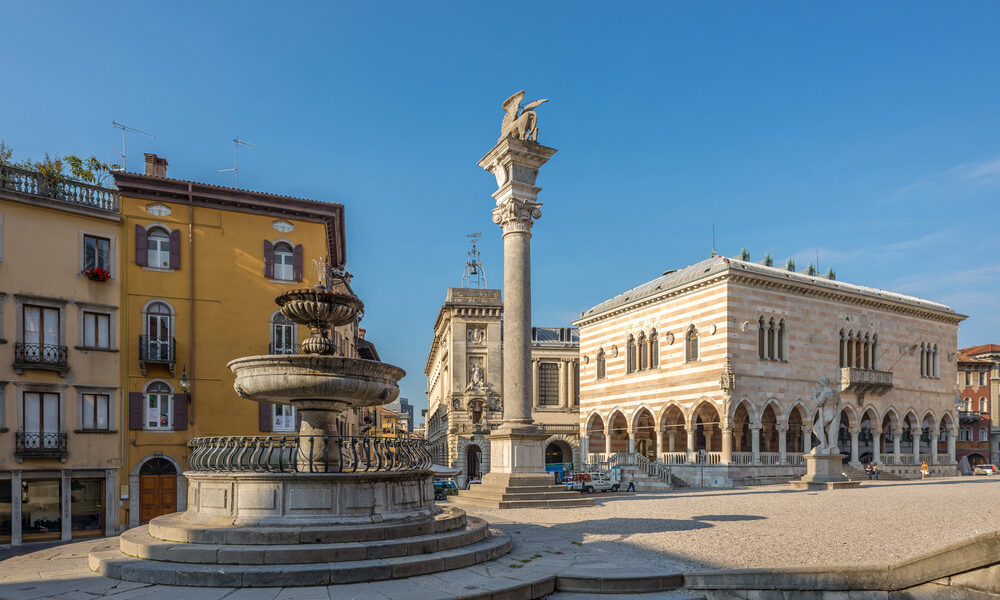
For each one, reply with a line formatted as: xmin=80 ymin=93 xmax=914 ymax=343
xmin=82 ymin=267 xmax=111 ymax=281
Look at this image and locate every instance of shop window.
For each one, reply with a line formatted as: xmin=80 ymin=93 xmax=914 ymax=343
xmin=21 ymin=479 xmax=61 ymax=540
xmin=70 ymin=479 xmax=104 ymax=537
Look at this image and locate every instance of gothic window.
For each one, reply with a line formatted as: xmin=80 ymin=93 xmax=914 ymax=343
xmin=872 ymin=334 xmax=879 ymax=369
xmin=685 ymin=326 xmax=699 ymax=362
xmin=759 ymin=317 xmax=767 ymax=360
xmin=596 ymin=349 xmax=606 ymax=379
xmin=626 ymin=336 xmax=636 ymax=373
xmin=777 ymin=319 xmax=786 ymax=361
xmin=920 ymin=343 xmax=926 ymax=377
xmin=839 ymin=329 xmax=846 ymax=367
xmin=649 ymin=330 xmax=659 ymax=368
xmin=767 ymin=318 xmax=776 ymax=360
xmin=538 ymin=362 xmax=559 ymax=405
xmin=980 ymin=399 xmax=987 ymax=413
xmin=863 ymin=334 xmax=871 ymax=370
xmin=638 ymin=332 xmax=648 ymax=370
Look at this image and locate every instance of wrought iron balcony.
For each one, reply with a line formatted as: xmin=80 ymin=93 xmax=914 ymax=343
xmin=269 ymin=342 xmax=296 ymax=355
xmin=15 ymin=432 xmax=68 ymax=459
xmin=958 ymin=410 xmax=982 ymax=424
xmin=0 ymin=163 xmax=118 ymax=214
xmin=139 ymin=335 xmax=176 ymax=375
xmin=839 ymin=367 xmax=893 ymax=399
xmin=13 ymin=343 xmax=69 ymax=375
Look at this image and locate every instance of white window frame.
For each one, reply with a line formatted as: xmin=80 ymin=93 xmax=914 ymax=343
xmin=16 ymin=384 xmax=65 ymax=437
xmin=144 ymin=381 xmax=173 ymax=431
xmin=79 ymin=231 xmax=113 ymax=276
xmin=76 ymin=386 xmax=115 ymax=431
xmin=980 ymin=427 xmax=989 ymax=442
xmin=147 ymin=227 xmax=171 ymax=269
xmin=76 ymin=302 xmax=117 ymax=351
xmin=145 ymin=203 xmax=172 ymax=217
xmin=142 ymin=299 xmax=175 ymax=360
xmin=272 ymin=220 xmax=294 ymax=233
xmin=14 ymin=294 xmax=66 ymax=347
xmin=273 ymin=404 xmax=296 ymax=432
xmin=270 ymin=311 xmax=296 ymax=354
xmin=273 ymin=244 xmax=294 ymax=281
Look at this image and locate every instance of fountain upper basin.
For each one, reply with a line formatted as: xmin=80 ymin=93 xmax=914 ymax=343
xmin=228 ymin=355 xmax=405 ymax=408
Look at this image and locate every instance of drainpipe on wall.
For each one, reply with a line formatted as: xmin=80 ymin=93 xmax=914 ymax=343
xmin=188 ymin=182 xmax=195 ymax=426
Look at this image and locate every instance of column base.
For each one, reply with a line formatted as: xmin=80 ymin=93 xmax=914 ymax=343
xmin=789 ymin=454 xmax=861 ymax=491
xmin=453 ymin=426 xmax=594 ymax=509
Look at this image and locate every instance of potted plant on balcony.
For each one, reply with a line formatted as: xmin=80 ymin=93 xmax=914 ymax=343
xmin=82 ymin=267 xmax=111 ymax=281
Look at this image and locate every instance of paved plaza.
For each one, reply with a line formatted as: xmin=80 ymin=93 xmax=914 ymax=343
xmin=0 ymin=477 xmax=998 ymax=599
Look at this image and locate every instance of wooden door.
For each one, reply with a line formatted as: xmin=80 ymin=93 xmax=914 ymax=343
xmin=138 ymin=474 xmax=176 ymax=524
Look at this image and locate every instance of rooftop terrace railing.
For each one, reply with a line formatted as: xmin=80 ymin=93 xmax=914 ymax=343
xmin=0 ymin=163 xmax=118 ymax=213
xmin=187 ymin=435 xmax=432 ymax=473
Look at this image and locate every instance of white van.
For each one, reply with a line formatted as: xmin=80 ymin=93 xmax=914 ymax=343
xmin=569 ymin=471 xmax=620 ymax=493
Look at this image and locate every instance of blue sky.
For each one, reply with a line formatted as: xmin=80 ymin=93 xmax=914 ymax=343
xmin=3 ymin=2 xmax=999 ymax=423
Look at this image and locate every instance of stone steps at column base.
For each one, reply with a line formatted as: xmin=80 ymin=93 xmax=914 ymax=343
xmin=148 ymin=505 xmax=468 ymax=544
xmin=89 ymin=532 xmax=512 ymax=587
xmin=458 ymin=489 xmax=591 ymax=502
xmin=842 ymin=465 xmax=907 ymax=481
xmin=450 ymin=494 xmax=596 ymax=509
xmin=120 ymin=518 xmax=488 ymax=564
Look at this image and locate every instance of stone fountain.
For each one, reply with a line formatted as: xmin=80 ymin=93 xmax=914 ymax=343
xmin=90 ymin=264 xmax=510 ymax=587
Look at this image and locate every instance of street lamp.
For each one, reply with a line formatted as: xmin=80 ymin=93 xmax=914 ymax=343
xmin=179 ymin=366 xmax=189 ymax=392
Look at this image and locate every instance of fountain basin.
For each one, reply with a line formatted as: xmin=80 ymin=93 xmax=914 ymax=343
xmin=229 ymin=355 xmax=405 ymax=408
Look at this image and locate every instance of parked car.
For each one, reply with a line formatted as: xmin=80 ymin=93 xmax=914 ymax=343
xmin=568 ymin=471 xmax=620 ymax=493
xmin=433 ymin=479 xmax=459 ymax=500
xmin=973 ymin=464 xmax=999 ymax=476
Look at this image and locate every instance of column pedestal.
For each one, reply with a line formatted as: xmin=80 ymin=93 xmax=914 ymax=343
xmin=790 ymin=454 xmax=861 ymax=490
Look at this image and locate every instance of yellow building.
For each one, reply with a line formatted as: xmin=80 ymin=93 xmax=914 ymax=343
xmin=1 ymin=163 xmax=121 ymax=545
xmin=381 ymin=408 xmax=400 ymax=438
xmin=113 ymin=154 xmax=351 ymax=527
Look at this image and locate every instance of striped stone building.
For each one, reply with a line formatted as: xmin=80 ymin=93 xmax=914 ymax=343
xmin=574 ymin=255 xmax=965 ymax=485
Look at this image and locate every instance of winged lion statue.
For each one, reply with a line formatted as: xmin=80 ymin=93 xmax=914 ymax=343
xmin=499 ymin=90 xmax=548 ymax=142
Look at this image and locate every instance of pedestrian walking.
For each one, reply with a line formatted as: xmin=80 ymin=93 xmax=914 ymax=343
xmin=872 ymin=463 xmax=880 ymax=480
xmin=626 ymin=476 xmax=636 ymax=492
xmin=921 ymin=461 xmax=929 ymax=479
xmin=865 ymin=463 xmax=873 ymax=480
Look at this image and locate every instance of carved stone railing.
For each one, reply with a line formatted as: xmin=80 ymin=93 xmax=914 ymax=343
xmin=839 ymin=367 xmax=893 ymax=398
xmin=15 ymin=432 xmax=68 ymax=458
xmin=785 ymin=452 xmax=806 ymax=466
xmin=730 ymin=451 xmax=753 ymax=465
xmin=0 ymin=163 xmax=118 ymax=213
xmin=659 ymin=452 xmax=687 ymax=465
xmin=187 ymin=435 xmax=432 ymax=473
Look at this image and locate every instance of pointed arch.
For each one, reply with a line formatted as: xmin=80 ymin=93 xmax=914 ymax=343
xmin=838 ymin=404 xmax=857 ymax=429
xmin=631 ymin=405 xmax=656 ymax=431
xmin=758 ymin=397 xmax=782 ymax=427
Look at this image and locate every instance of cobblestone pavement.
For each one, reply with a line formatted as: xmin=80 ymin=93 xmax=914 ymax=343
xmin=459 ymin=477 xmax=1000 ymax=570
xmin=0 ymin=477 xmax=996 ymax=598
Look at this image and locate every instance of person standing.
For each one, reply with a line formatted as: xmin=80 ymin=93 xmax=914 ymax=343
xmin=865 ymin=463 xmax=873 ymax=480
xmin=872 ymin=463 xmax=880 ymax=480
xmin=921 ymin=461 xmax=930 ymax=479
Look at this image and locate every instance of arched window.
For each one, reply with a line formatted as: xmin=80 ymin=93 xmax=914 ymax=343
xmin=638 ymin=332 xmax=648 ymax=370
xmin=144 ymin=381 xmax=172 ymax=431
xmin=839 ymin=329 xmax=846 ymax=367
xmin=846 ymin=331 xmax=854 ymax=367
xmin=596 ymin=349 xmax=606 ymax=380
xmin=777 ymin=319 xmax=786 ymax=361
xmin=871 ymin=334 xmax=879 ymax=370
xmin=270 ymin=312 xmax=296 ymax=354
xmin=965 ymin=398 xmax=972 ymax=411
xmin=863 ymin=334 xmax=870 ymax=370
xmin=649 ymin=330 xmax=659 ymax=369
xmin=685 ymin=326 xmax=699 ymax=362
xmin=932 ymin=344 xmax=939 ymax=378
xmin=273 ymin=243 xmax=294 ymax=281
xmin=143 ymin=301 xmax=174 ymax=362
xmin=767 ymin=318 xmax=776 ymax=360
xmin=759 ymin=317 xmax=767 ymax=360
xmin=147 ymin=227 xmax=171 ymax=269
xmin=980 ymin=399 xmax=987 ymax=413
xmin=981 ymin=427 xmax=989 ymax=442
xmin=626 ymin=336 xmax=636 ymax=373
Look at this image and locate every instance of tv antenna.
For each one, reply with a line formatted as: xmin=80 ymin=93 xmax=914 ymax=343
xmin=462 ymin=232 xmax=487 ymax=288
xmin=217 ymin=137 xmax=256 ymax=188
xmin=111 ymin=121 xmax=155 ymax=171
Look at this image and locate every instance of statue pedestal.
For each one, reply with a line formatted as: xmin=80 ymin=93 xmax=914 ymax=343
xmin=790 ymin=454 xmax=861 ymax=491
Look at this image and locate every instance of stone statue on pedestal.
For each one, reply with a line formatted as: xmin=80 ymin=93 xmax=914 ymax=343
xmin=499 ymin=90 xmax=548 ymax=142
xmin=810 ymin=377 xmax=842 ymax=455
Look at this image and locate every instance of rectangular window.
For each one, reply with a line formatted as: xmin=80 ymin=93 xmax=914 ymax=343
xmin=981 ymin=428 xmax=989 ymax=442
xmin=22 ymin=392 xmax=60 ymax=444
xmin=21 ymin=479 xmax=61 ymax=540
xmin=70 ymin=478 xmax=104 ymax=537
xmin=81 ymin=394 xmax=110 ymax=430
xmin=23 ymin=305 xmax=59 ymax=348
xmin=980 ymin=372 xmax=985 ymax=386
xmin=273 ymin=404 xmax=296 ymax=432
xmin=966 ymin=372 xmax=971 ymax=386
xmin=272 ymin=322 xmax=295 ymax=354
xmin=146 ymin=393 xmax=172 ymax=430
xmin=83 ymin=312 xmax=110 ymax=349
xmin=538 ymin=362 xmax=559 ymax=405
xmin=83 ymin=235 xmax=111 ymax=271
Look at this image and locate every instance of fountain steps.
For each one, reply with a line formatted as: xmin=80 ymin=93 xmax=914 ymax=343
xmin=149 ymin=505 xmax=468 ymax=544
xmin=89 ymin=534 xmax=512 ymax=588
xmin=121 ymin=518 xmax=489 ymax=564
xmin=452 ymin=489 xmax=595 ymax=509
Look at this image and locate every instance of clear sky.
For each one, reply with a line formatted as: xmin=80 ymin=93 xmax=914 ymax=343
xmin=3 ymin=2 xmax=999 ymax=425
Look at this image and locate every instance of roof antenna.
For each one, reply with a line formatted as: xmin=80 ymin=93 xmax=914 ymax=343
xmin=217 ymin=137 xmax=256 ymax=188
xmin=462 ymin=232 xmax=487 ymax=288
xmin=111 ymin=121 xmax=155 ymax=171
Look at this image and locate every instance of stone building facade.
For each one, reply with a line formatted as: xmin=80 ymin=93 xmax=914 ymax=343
xmin=574 ymin=255 xmax=965 ymax=486
xmin=956 ymin=351 xmax=994 ymax=467
xmin=425 ymin=287 xmax=580 ymax=486
xmin=960 ymin=344 xmax=1000 ymax=465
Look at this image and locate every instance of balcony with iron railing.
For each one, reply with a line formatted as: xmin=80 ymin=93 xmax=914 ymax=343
xmin=958 ymin=410 xmax=982 ymax=424
xmin=139 ymin=335 xmax=176 ymax=375
xmin=15 ymin=432 xmax=68 ymax=459
xmin=0 ymin=163 xmax=119 ymax=215
xmin=13 ymin=343 xmax=69 ymax=376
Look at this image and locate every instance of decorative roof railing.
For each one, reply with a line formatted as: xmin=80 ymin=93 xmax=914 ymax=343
xmin=0 ymin=163 xmax=118 ymax=213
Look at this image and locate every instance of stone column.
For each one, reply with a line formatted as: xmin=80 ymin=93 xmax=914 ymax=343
xmin=558 ymin=360 xmax=567 ymax=408
xmin=721 ymin=426 xmax=733 ymax=465
xmin=947 ymin=428 xmax=957 ymax=463
xmin=477 ymin=135 xmax=557 ymax=490
xmin=931 ymin=431 xmax=939 ymax=465
xmin=893 ymin=427 xmax=902 ymax=462
xmin=750 ymin=426 xmax=761 ymax=465
xmin=580 ymin=436 xmax=589 ymax=463
xmin=532 ymin=359 xmax=540 ymax=409
xmin=850 ymin=427 xmax=860 ymax=466
xmin=568 ymin=360 xmax=577 ymax=407
xmin=872 ymin=428 xmax=882 ymax=465
xmin=10 ymin=471 xmax=21 ymax=546
xmin=605 ymin=427 xmax=612 ymax=455
xmin=655 ymin=428 xmax=664 ymax=461
xmin=627 ymin=428 xmax=635 ymax=453
xmin=686 ymin=426 xmax=696 ymax=463
xmin=60 ymin=469 xmax=71 ymax=541
xmin=913 ymin=430 xmax=921 ymax=464
xmin=777 ymin=424 xmax=788 ymax=465
xmin=802 ymin=420 xmax=813 ymax=454
xmin=704 ymin=424 xmax=715 ymax=453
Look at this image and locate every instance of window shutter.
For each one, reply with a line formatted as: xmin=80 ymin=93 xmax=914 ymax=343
xmin=135 ymin=225 xmax=148 ymax=267
xmin=259 ymin=402 xmax=273 ymax=432
xmin=128 ymin=392 xmax=144 ymax=430
xmin=169 ymin=229 xmax=181 ymax=269
xmin=293 ymin=244 xmax=303 ymax=281
xmin=173 ymin=393 xmax=189 ymax=430
xmin=263 ymin=240 xmax=274 ymax=279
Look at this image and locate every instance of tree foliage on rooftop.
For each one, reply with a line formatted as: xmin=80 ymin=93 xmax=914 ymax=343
xmin=0 ymin=140 xmax=119 ymax=186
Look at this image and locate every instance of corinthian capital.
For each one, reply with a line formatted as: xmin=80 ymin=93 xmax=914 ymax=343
xmin=492 ymin=197 xmax=542 ymax=235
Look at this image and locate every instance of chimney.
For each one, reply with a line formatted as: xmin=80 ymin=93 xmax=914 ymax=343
xmin=358 ymin=328 xmax=366 ymax=339
xmin=144 ymin=153 xmax=168 ymax=178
